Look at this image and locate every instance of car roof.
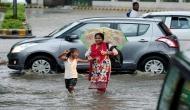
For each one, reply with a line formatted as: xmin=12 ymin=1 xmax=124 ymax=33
xmin=77 ymin=17 xmax=161 ymax=23
xmin=142 ymin=11 xmax=190 ymax=17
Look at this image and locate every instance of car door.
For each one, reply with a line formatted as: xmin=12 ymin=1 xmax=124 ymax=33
xmin=115 ymin=22 xmax=152 ymax=68
xmin=165 ymin=16 xmax=190 ymax=51
xmin=58 ymin=22 xmax=111 ymax=69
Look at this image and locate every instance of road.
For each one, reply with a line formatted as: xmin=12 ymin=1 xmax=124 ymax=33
xmin=0 ymin=65 xmax=164 ymax=110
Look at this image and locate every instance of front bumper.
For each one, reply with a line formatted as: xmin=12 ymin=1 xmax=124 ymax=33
xmin=7 ymin=52 xmax=26 ymax=70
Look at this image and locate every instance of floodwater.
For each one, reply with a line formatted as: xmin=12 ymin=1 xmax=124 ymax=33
xmin=0 ymin=65 xmax=164 ymax=110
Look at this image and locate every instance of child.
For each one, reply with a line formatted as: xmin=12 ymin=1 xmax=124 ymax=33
xmin=58 ymin=48 xmax=88 ymax=96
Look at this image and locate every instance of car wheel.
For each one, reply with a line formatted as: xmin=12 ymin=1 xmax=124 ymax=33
xmin=29 ymin=56 xmax=54 ymax=74
xmin=139 ymin=56 xmax=168 ymax=74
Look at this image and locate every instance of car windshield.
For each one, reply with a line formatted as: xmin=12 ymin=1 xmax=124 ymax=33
xmin=45 ymin=23 xmax=73 ymax=38
xmin=51 ymin=22 xmax=80 ymax=38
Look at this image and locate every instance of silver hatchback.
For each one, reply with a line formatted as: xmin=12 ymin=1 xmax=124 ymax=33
xmin=7 ymin=17 xmax=179 ymax=74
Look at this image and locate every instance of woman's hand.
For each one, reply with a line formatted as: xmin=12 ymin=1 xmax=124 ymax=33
xmin=101 ymin=50 xmax=108 ymax=55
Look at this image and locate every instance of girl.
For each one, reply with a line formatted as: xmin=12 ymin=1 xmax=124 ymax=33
xmin=58 ymin=48 xmax=88 ymax=96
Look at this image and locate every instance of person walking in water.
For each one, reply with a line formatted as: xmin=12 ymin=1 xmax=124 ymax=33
xmin=59 ymin=48 xmax=88 ymax=96
xmin=85 ymin=33 xmax=118 ymax=93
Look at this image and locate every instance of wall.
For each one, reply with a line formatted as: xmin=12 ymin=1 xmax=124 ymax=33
xmin=92 ymin=1 xmax=190 ymax=10
xmin=43 ymin=0 xmax=65 ymax=7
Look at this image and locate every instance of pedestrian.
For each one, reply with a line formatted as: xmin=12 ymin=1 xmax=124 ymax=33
xmin=126 ymin=2 xmax=139 ymax=17
xmin=85 ymin=33 xmax=118 ymax=93
xmin=25 ymin=0 xmax=31 ymax=6
xmin=58 ymin=48 xmax=88 ymax=96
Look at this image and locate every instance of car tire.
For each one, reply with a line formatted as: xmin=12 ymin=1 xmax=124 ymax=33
xmin=139 ymin=56 xmax=168 ymax=74
xmin=28 ymin=56 xmax=54 ymax=74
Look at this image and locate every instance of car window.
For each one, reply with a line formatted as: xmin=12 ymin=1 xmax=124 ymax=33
xmin=138 ymin=24 xmax=150 ymax=36
xmin=171 ymin=17 xmax=190 ymax=29
xmin=178 ymin=81 xmax=190 ymax=110
xmin=71 ymin=23 xmax=110 ymax=37
xmin=117 ymin=23 xmax=149 ymax=37
xmin=157 ymin=66 xmax=180 ymax=110
xmin=118 ymin=24 xmax=138 ymax=36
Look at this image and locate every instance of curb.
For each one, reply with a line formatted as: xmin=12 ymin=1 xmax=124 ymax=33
xmin=0 ymin=35 xmax=35 ymax=39
xmin=73 ymin=6 xmax=168 ymax=12
xmin=24 ymin=5 xmax=169 ymax=12
xmin=0 ymin=29 xmax=34 ymax=39
xmin=25 ymin=5 xmax=48 ymax=9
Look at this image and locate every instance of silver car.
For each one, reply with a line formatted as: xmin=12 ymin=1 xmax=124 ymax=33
xmin=7 ymin=17 xmax=179 ymax=74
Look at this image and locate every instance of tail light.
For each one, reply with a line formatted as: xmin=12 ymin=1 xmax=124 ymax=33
xmin=156 ymin=36 xmax=179 ymax=48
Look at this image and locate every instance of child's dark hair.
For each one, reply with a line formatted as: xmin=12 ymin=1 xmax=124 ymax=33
xmin=66 ymin=48 xmax=78 ymax=57
xmin=95 ymin=33 xmax=104 ymax=40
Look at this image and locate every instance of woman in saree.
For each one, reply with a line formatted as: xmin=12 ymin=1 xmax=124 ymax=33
xmin=85 ymin=33 xmax=118 ymax=93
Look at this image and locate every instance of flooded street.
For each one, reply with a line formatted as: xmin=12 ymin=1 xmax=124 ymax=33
xmin=0 ymin=9 xmax=164 ymax=110
xmin=0 ymin=65 xmax=164 ymax=110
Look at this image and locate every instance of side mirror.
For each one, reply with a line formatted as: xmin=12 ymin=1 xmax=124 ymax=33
xmin=65 ymin=35 xmax=79 ymax=41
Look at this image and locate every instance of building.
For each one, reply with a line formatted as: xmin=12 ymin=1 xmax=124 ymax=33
xmin=43 ymin=0 xmax=65 ymax=7
xmin=28 ymin=0 xmax=190 ymax=10
xmin=93 ymin=0 xmax=190 ymax=10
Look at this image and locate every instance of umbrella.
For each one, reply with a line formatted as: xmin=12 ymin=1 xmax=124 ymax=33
xmin=80 ymin=27 xmax=127 ymax=50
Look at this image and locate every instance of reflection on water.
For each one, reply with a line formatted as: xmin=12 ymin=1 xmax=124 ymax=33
xmin=0 ymin=66 xmax=164 ymax=110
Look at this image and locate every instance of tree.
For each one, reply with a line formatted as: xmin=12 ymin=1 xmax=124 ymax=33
xmin=13 ymin=0 xmax=17 ymax=19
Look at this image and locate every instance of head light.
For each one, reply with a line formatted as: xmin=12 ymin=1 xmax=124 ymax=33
xmin=12 ymin=43 xmax=37 ymax=53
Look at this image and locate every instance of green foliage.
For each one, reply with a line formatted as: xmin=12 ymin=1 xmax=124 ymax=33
xmin=1 ymin=4 xmax=26 ymax=29
xmin=0 ymin=3 xmax=11 ymax=8
xmin=4 ymin=4 xmax=25 ymax=20
xmin=2 ymin=19 xmax=24 ymax=29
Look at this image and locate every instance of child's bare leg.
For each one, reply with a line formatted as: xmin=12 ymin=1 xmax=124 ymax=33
xmin=68 ymin=86 xmax=74 ymax=93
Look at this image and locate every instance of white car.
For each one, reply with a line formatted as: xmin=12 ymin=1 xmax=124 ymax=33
xmin=142 ymin=11 xmax=190 ymax=51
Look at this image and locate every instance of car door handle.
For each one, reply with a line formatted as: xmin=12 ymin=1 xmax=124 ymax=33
xmin=138 ymin=39 xmax=148 ymax=42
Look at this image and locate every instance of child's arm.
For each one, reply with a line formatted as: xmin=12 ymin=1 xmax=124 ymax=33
xmin=85 ymin=48 xmax=94 ymax=61
xmin=59 ymin=55 xmax=68 ymax=61
xmin=77 ymin=58 xmax=89 ymax=63
xmin=58 ymin=50 xmax=69 ymax=61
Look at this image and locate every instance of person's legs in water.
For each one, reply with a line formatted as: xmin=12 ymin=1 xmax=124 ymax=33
xmin=65 ymin=79 xmax=73 ymax=95
xmin=65 ymin=78 xmax=77 ymax=96
xmin=97 ymin=81 xmax=108 ymax=93
xmin=68 ymin=86 xmax=74 ymax=94
xmin=97 ymin=88 xmax=106 ymax=93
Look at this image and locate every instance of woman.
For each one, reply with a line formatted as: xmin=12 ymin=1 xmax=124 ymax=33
xmin=85 ymin=33 xmax=118 ymax=93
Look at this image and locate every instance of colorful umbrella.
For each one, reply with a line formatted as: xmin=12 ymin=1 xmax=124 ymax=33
xmin=80 ymin=27 xmax=127 ymax=50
